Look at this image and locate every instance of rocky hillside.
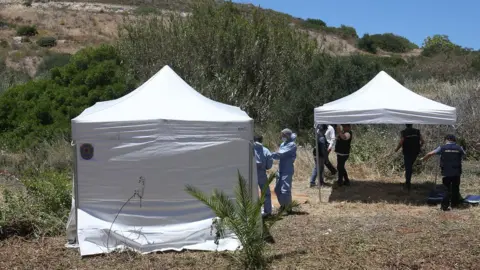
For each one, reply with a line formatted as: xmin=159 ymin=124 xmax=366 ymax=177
xmin=0 ymin=0 xmax=423 ymax=78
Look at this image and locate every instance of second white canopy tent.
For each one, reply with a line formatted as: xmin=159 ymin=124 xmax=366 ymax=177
xmin=313 ymin=71 xmax=457 ymax=186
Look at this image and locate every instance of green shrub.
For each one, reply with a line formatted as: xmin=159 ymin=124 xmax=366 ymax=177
xmin=357 ymin=34 xmax=377 ymax=54
xmin=16 ymin=25 xmax=38 ymax=36
xmin=471 ymin=54 xmax=480 ymax=72
xmin=0 ymin=63 xmax=30 ymax=94
xmin=367 ymin=33 xmax=418 ymax=53
xmin=35 ymin=52 xmax=71 ymax=77
xmin=0 ymin=20 xmax=9 ymax=29
xmin=0 ymin=45 xmax=137 ymax=150
xmin=300 ymin=18 xmax=326 ymax=30
xmin=0 ymin=171 xmax=71 ymax=239
xmin=36 ymin=36 xmax=57 ymax=47
xmin=337 ymin=24 xmax=358 ymax=39
xmin=23 ymin=0 xmax=32 ymax=7
xmin=0 ymin=39 xmax=8 ymax=48
xmin=421 ymin=35 xmax=464 ymax=57
xmin=321 ymin=25 xmax=358 ymax=40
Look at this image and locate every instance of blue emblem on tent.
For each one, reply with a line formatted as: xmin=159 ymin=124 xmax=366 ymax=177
xmin=80 ymin=143 xmax=94 ymax=160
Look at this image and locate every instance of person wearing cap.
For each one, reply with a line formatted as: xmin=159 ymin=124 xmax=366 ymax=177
xmin=420 ymin=134 xmax=466 ymax=211
xmin=395 ymin=124 xmax=425 ymax=191
xmin=272 ymin=128 xmax=297 ymax=213
xmin=253 ymin=134 xmax=274 ymax=217
xmin=310 ymin=124 xmax=327 ymax=187
xmin=335 ymin=124 xmax=353 ymax=186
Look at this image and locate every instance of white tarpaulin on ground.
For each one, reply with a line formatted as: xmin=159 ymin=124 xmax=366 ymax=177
xmin=314 ymin=71 xmax=456 ymax=124
xmin=67 ymin=65 xmax=256 ymax=256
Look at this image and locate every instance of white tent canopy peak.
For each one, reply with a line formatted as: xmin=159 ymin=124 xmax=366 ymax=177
xmin=314 ymin=70 xmax=456 ymax=125
xmin=73 ymin=65 xmax=251 ymax=123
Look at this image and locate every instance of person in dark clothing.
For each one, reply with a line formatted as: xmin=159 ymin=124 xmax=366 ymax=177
xmin=395 ymin=124 xmax=425 ymax=191
xmin=421 ymin=134 xmax=466 ymax=211
xmin=310 ymin=124 xmax=328 ymax=187
xmin=335 ymin=124 xmax=352 ymax=186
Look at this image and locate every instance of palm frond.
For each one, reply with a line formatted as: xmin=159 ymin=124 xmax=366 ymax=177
xmin=185 ymin=185 xmax=225 ymax=217
xmin=185 ymin=171 xmax=285 ymax=269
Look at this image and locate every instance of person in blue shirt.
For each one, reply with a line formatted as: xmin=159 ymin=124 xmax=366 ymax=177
xmin=421 ymin=134 xmax=466 ymax=211
xmin=272 ymin=128 xmax=297 ymax=213
xmin=254 ymin=135 xmax=274 ymax=217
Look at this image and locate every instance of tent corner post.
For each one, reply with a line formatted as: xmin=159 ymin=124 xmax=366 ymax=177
xmin=314 ymin=124 xmax=322 ymax=203
xmin=72 ymin=140 xmax=79 ymax=245
xmin=248 ymin=120 xmax=254 ymax=200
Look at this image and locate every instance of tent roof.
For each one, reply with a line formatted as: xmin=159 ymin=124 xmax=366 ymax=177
xmin=314 ymin=71 xmax=456 ymax=125
xmin=73 ymin=66 xmax=251 ymax=123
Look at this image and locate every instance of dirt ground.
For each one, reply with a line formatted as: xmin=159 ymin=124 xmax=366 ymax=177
xmin=1 ymin=151 xmax=479 ymax=269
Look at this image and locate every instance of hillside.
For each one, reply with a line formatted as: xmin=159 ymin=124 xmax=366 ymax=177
xmin=0 ymin=0 xmax=422 ymax=79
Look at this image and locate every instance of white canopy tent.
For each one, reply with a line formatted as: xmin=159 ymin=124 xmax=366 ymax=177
xmin=314 ymin=71 xmax=456 ymax=125
xmin=313 ymin=70 xmax=457 ymax=186
xmin=67 ymin=65 xmax=256 ymax=256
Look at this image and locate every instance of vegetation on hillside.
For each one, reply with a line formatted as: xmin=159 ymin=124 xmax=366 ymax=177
xmin=0 ymin=45 xmax=136 ymax=149
xmin=299 ymin=18 xmax=358 ymax=40
xmin=118 ymin=1 xmax=404 ymax=138
xmin=357 ymin=33 xmax=419 ymax=53
xmin=0 ymin=0 xmax=479 ymax=150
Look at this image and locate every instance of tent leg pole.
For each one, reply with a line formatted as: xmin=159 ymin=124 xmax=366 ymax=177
xmin=314 ymin=125 xmax=321 ymax=202
xmin=249 ymin=120 xmax=254 ymax=200
xmin=73 ymin=141 xmax=79 ymax=245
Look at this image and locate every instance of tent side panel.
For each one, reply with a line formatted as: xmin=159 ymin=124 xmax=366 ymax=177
xmin=314 ymin=108 xmax=457 ymax=125
xmin=72 ymin=119 xmax=253 ymax=256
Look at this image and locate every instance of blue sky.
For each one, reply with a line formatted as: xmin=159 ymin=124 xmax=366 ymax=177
xmin=233 ymin=0 xmax=479 ymax=49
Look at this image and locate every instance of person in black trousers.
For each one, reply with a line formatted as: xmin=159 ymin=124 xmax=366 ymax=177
xmin=335 ymin=124 xmax=353 ymax=186
xmin=395 ymin=124 xmax=424 ymax=191
xmin=421 ymin=134 xmax=466 ymax=211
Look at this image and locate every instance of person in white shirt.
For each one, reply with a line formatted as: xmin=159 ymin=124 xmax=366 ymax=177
xmin=324 ymin=124 xmax=338 ymax=175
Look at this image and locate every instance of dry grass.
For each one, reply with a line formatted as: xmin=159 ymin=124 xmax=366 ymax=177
xmin=0 ymin=2 xmax=127 ymax=74
xmin=1 ymin=146 xmax=479 ymax=269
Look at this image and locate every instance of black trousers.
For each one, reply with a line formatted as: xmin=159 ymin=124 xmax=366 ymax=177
xmin=403 ymin=153 xmax=418 ymax=184
xmin=325 ymin=143 xmax=337 ymax=174
xmin=442 ymin=176 xmax=461 ymax=209
xmin=336 ymin=154 xmax=350 ymax=184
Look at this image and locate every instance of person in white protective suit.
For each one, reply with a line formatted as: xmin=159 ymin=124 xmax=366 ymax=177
xmin=272 ymin=128 xmax=297 ymax=214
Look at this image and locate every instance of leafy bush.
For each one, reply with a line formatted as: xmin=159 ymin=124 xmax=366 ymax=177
xmin=0 ymin=39 xmax=8 ymax=48
xmin=336 ymin=25 xmax=358 ymax=39
xmin=35 ymin=52 xmax=72 ymax=77
xmin=357 ymin=34 xmax=377 ymax=54
xmin=0 ymin=171 xmax=71 ymax=239
xmin=367 ymin=33 xmax=418 ymax=53
xmin=421 ymin=35 xmax=464 ymax=57
xmin=300 ymin=18 xmax=326 ymax=30
xmin=36 ymin=36 xmax=57 ymax=47
xmin=0 ymin=20 xmax=8 ymax=29
xmin=0 ymin=61 xmax=30 ymax=94
xmin=471 ymin=54 xmax=480 ymax=72
xmin=321 ymin=25 xmax=358 ymax=40
xmin=23 ymin=0 xmax=33 ymax=7
xmin=0 ymin=45 xmax=136 ymax=150
xmin=16 ymin=25 xmax=38 ymax=36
